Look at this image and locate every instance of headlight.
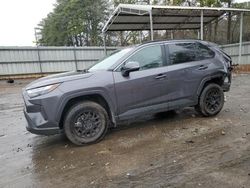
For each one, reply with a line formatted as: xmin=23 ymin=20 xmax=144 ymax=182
xmin=26 ymin=83 xmax=60 ymax=98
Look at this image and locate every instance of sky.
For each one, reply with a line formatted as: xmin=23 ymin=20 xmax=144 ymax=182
xmin=0 ymin=0 xmax=249 ymax=46
xmin=0 ymin=0 xmax=56 ymax=46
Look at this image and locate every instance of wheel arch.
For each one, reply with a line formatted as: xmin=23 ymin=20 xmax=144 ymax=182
xmin=197 ymin=72 xmax=225 ymax=97
xmin=58 ymin=93 xmax=116 ymax=129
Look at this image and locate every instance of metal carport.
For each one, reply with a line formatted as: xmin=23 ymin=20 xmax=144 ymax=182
xmin=102 ymin=4 xmax=250 ymax=64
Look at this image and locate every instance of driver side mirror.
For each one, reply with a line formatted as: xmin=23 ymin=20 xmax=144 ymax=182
xmin=121 ymin=61 xmax=140 ymax=77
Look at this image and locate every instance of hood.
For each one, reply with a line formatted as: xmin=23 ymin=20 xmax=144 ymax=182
xmin=25 ymin=71 xmax=93 ymax=90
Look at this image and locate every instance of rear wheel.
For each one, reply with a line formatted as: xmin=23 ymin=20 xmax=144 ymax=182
xmin=195 ymin=83 xmax=224 ymax=117
xmin=64 ymin=101 xmax=109 ymax=145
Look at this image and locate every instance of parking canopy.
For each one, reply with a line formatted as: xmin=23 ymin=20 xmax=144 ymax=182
xmin=102 ymin=4 xmax=250 ymax=63
xmin=103 ymin=4 xmax=250 ymax=36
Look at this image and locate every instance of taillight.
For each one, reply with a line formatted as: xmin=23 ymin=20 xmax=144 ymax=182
xmin=222 ymin=55 xmax=232 ymax=70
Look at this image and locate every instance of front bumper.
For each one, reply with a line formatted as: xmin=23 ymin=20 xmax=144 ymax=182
xmin=24 ymin=110 xmax=62 ymax=135
xmin=22 ymin=89 xmax=62 ymax=136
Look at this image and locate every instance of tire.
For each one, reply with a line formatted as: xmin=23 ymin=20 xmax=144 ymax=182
xmin=195 ymin=83 xmax=224 ymax=117
xmin=64 ymin=101 xmax=109 ymax=146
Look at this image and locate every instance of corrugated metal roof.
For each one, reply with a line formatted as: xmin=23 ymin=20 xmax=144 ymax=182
xmin=103 ymin=4 xmax=250 ymax=32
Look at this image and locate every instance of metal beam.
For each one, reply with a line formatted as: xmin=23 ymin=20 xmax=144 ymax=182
xmin=103 ymin=33 xmax=107 ymax=55
xmin=149 ymin=10 xmax=154 ymax=41
xmin=111 ymin=22 xmax=209 ymax=25
xmin=200 ymin=10 xmax=204 ymax=40
xmin=107 ymin=27 xmax=201 ymax=31
xmin=239 ymin=12 xmax=243 ymax=64
xmin=117 ymin=14 xmax=221 ymax=18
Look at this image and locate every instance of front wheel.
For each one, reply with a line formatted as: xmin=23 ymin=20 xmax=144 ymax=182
xmin=64 ymin=101 xmax=109 ymax=145
xmin=195 ymin=83 xmax=224 ymax=117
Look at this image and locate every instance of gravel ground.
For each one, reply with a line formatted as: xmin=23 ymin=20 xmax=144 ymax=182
xmin=0 ymin=74 xmax=250 ymax=188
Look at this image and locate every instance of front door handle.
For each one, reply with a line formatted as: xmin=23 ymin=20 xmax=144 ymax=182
xmin=155 ymin=74 xmax=166 ymax=80
xmin=197 ymin=65 xmax=208 ymax=70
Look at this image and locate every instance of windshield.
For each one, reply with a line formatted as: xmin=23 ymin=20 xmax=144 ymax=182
xmin=89 ymin=48 xmax=133 ymax=71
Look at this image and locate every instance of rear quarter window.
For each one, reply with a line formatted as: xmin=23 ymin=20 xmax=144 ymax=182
xmin=196 ymin=43 xmax=215 ymax=60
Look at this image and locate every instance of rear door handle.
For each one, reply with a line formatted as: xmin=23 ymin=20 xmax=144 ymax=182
xmin=197 ymin=65 xmax=208 ymax=70
xmin=155 ymin=74 xmax=166 ymax=80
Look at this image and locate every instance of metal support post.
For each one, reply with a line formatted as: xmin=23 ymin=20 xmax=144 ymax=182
xmin=37 ymin=46 xmax=42 ymax=73
xmin=149 ymin=11 xmax=154 ymax=41
xmin=73 ymin=47 xmax=78 ymax=70
xmin=200 ymin=10 xmax=204 ymax=40
xmin=239 ymin=12 xmax=244 ymax=64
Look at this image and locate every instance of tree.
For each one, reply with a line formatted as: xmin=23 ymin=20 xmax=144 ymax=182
xmin=39 ymin=0 xmax=109 ymax=46
xmin=39 ymin=0 xmax=249 ymax=46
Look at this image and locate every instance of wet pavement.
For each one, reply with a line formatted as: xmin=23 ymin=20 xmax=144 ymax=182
xmin=0 ymin=75 xmax=250 ymax=188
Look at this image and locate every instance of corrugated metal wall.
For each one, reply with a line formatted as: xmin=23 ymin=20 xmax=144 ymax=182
xmin=0 ymin=46 xmax=117 ymax=76
xmin=0 ymin=43 xmax=249 ymax=76
xmin=221 ymin=42 xmax=250 ymax=65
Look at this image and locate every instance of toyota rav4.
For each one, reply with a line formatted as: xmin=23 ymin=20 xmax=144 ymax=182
xmin=22 ymin=40 xmax=232 ymax=145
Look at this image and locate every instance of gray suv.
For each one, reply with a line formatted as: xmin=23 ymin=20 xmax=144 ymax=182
xmin=23 ymin=40 xmax=232 ymax=145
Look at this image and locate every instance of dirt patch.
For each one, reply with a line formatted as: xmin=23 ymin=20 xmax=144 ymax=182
xmin=0 ymin=74 xmax=250 ymax=188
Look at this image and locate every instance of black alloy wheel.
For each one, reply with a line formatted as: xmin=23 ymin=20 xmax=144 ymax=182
xmin=195 ymin=83 xmax=224 ymax=117
xmin=64 ymin=101 xmax=109 ymax=145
